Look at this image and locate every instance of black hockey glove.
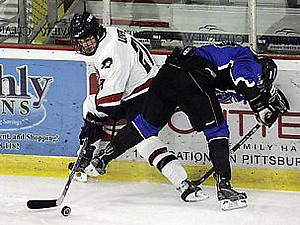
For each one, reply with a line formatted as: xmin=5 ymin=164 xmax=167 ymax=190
xmin=249 ymin=86 xmax=289 ymax=127
xmin=76 ymin=113 xmax=107 ymax=170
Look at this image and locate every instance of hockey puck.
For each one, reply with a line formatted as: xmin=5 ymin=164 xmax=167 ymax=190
xmin=61 ymin=205 xmax=71 ymax=217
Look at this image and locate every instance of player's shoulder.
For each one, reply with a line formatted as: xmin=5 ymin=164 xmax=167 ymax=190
xmin=98 ymin=27 xmax=125 ymax=51
xmin=201 ymin=43 xmax=248 ymax=57
xmin=106 ymin=27 xmax=131 ymax=40
xmin=105 ymin=27 xmax=118 ymax=40
xmin=106 ymin=26 xmax=118 ymax=34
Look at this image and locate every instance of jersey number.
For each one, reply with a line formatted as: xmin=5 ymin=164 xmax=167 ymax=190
xmin=131 ymin=38 xmax=155 ymax=73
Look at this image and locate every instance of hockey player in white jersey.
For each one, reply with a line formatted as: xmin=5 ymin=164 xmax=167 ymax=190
xmin=68 ymin=11 xmax=208 ymax=202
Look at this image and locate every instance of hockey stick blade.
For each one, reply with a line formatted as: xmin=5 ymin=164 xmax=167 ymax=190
xmin=27 ymin=199 xmax=57 ymax=209
xmin=194 ymin=123 xmax=261 ymax=185
xmin=27 ymin=137 xmax=89 ymax=210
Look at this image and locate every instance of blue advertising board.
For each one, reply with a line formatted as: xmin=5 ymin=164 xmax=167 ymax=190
xmin=0 ymin=58 xmax=87 ymax=157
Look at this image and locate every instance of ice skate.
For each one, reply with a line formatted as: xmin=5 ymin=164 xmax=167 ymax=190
xmin=214 ymin=174 xmax=247 ymax=211
xmin=68 ymin=150 xmax=108 ymax=181
xmin=83 ymin=143 xmax=115 ymax=176
xmin=177 ymin=179 xmax=209 ymax=202
xmin=84 ymin=157 xmax=107 ymax=176
xmin=68 ymin=162 xmax=88 ymax=183
xmin=67 ymin=142 xmax=96 ymax=183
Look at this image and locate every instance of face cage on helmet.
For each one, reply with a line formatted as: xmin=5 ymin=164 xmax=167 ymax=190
xmin=73 ymin=34 xmax=99 ymax=56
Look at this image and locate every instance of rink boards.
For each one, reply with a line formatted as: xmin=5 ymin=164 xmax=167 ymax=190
xmin=0 ymin=46 xmax=299 ymax=191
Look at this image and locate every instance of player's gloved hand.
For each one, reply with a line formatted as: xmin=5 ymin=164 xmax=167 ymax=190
xmin=67 ymin=140 xmax=93 ymax=183
xmin=249 ymin=86 xmax=289 ymax=127
xmin=67 ymin=140 xmax=97 ymax=183
xmin=68 ymin=113 xmax=106 ymax=180
xmin=68 ymin=145 xmax=94 ymax=173
xmin=77 ymin=114 xmax=105 ymax=167
xmin=255 ymin=108 xmax=278 ymax=127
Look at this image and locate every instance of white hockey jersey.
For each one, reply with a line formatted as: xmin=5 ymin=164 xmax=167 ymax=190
xmin=93 ymin=27 xmax=158 ymax=108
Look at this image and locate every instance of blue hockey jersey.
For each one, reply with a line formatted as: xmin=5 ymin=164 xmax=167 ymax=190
xmin=192 ymin=44 xmax=263 ymax=103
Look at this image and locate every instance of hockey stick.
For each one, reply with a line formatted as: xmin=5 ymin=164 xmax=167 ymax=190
xmin=27 ymin=137 xmax=89 ymax=209
xmin=194 ymin=123 xmax=261 ymax=185
xmin=110 ymin=119 xmax=117 ymax=141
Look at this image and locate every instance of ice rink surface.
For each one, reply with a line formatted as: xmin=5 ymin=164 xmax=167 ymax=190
xmin=0 ymin=175 xmax=299 ymax=225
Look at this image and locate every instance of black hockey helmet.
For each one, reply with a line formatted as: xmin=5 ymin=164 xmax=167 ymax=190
xmin=69 ymin=12 xmax=105 ymax=55
xmin=251 ymin=49 xmax=278 ymax=89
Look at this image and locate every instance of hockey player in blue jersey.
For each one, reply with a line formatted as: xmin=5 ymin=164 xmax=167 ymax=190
xmin=82 ymin=43 xmax=289 ymax=210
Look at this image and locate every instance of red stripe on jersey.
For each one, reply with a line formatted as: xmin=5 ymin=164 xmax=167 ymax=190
xmin=96 ymin=92 xmax=123 ymax=105
xmin=130 ymin=78 xmax=154 ymax=96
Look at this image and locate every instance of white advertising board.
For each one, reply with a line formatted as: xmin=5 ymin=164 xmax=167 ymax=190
xmin=118 ymin=56 xmax=300 ymax=171
xmin=1 ymin=47 xmax=299 ymax=171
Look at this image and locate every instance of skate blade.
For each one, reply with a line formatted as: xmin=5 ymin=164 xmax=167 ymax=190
xmin=185 ymin=191 xmax=209 ymax=202
xmin=220 ymin=199 xmax=247 ymax=211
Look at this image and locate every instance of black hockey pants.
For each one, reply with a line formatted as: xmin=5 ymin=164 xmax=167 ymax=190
xmin=141 ymin=64 xmax=231 ymax=180
xmin=113 ymin=63 xmax=231 ymax=180
xmin=142 ymin=63 xmax=223 ymax=131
